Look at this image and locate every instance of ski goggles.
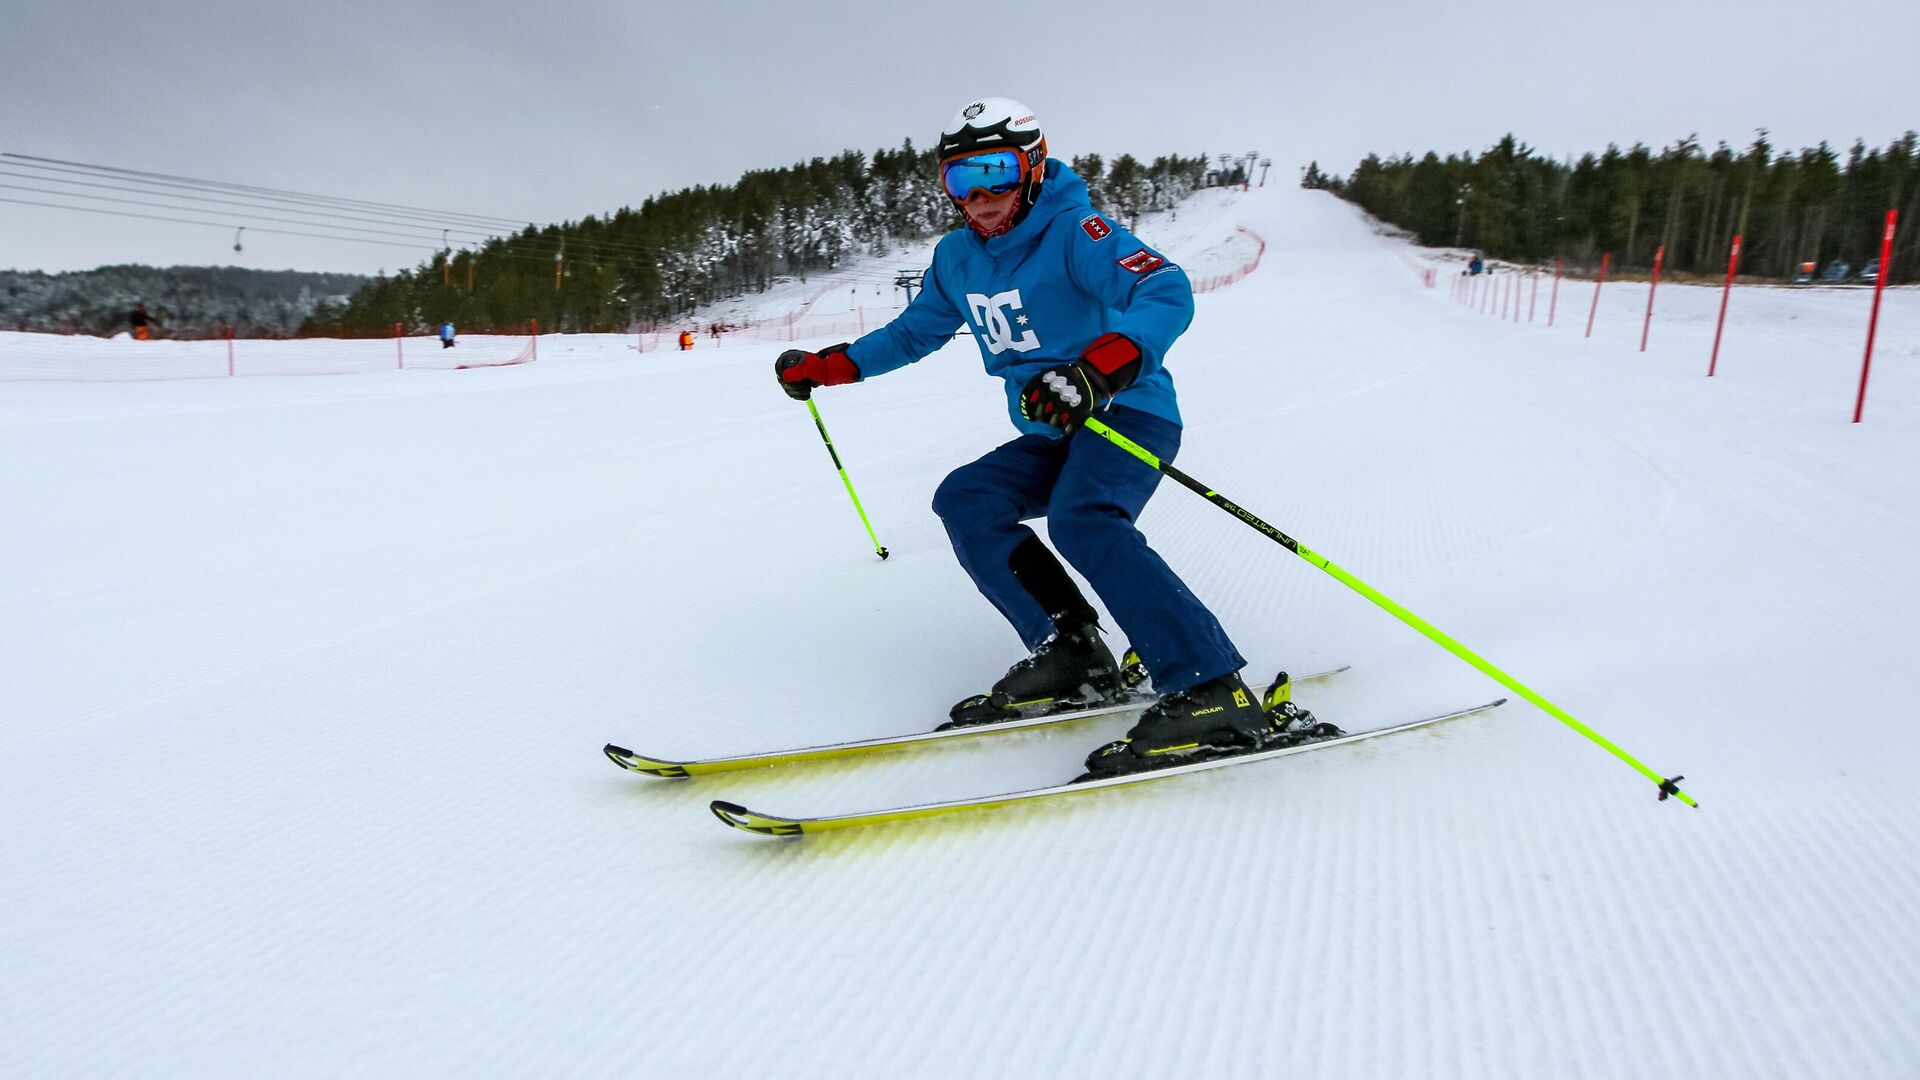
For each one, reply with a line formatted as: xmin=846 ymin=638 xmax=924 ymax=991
xmin=940 ymin=149 xmax=1030 ymax=201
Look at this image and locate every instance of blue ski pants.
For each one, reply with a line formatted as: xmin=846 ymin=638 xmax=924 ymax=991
xmin=930 ymin=406 xmax=1245 ymax=694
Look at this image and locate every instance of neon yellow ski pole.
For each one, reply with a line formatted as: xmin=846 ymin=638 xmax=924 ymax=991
xmin=807 ymin=398 xmax=889 ymax=560
xmin=1083 ymin=416 xmax=1695 ymax=807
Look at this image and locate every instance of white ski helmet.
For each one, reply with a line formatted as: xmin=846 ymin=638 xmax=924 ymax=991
xmin=937 ymin=97 xmax=1046 ymax=163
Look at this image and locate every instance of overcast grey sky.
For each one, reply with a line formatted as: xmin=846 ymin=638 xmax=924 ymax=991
xmin=3 ymin=0 xmax=1914 ymax=274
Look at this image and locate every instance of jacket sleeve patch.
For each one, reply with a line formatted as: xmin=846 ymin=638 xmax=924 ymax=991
xmin=1117 ymin=249 xmax=1165 ymax=274
xmin=1080 ymin=214 xmax=1112 ymax=241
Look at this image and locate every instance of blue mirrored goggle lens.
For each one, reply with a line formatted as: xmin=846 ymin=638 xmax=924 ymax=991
xmin=942 ymin=151 xmax=1024 ymax=200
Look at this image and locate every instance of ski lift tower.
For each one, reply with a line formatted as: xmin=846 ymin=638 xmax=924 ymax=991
xmin=894 ymin=268 xmax=925 ymax=304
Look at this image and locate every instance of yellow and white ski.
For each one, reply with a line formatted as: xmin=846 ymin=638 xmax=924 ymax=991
xmin=604 ymin=666 xmax=1349 ymax=778
xmin=710 ymin=698 xmax=1505 ymax=836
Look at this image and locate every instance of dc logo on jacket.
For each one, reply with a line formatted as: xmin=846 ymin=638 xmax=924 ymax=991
xmin=966 ymin=290 xmax=1041 ymax=355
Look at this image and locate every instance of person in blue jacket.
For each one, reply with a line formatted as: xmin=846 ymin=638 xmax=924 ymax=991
xmin=439 ymin=321 xmax=456 ymax=349
xmin=775 ymin=98 xmax=1300 ymax=776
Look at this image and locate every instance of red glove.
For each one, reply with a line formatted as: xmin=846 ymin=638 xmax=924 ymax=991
xmin=1019 ymin=333 xmax=1144 ymax=432
xmin=775 ymin=343 xmax=860 ymax=401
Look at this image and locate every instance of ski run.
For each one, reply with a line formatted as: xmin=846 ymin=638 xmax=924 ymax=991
xmin=6 ymin=178 xmax=1917 ymax=1077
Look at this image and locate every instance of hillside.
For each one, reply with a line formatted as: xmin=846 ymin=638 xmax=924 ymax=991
xmin=3 ymin=181 xmax=1916 ymax=1078
xmin=0 ymin=264 xmax=368 ymax=338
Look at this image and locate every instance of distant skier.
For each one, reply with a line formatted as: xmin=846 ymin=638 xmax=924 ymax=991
xmin=128 ymin=302 xmax=157 ymax=341
xmin=679 ymin=329 xmax=695 ymax=351
xmin=774 ymin=97 xmax=1310 ymax=778
xmin=439 ymin=322 xmax=456 ymax=349
xmin=1467 ymin=254 xmax=1484 ymax=276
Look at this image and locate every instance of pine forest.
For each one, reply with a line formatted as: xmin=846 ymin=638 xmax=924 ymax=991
xmin=1306 ymin=132 xmax=1918 ymax=283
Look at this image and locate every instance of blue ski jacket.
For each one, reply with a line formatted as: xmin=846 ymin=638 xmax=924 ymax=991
xmin=844 ymin=161 xmax=1193 ymax=437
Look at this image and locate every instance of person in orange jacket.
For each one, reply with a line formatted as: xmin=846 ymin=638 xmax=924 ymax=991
xmin=129 ymin=302 xmax=157 ymax=341
xmin=678 ymin=329 xmax=695 ymax=351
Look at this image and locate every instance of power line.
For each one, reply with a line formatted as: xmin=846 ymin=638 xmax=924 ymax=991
xmin=0 ymin=195 xmax=440 ymax=252
xmin=0 ymin=168 xmax=510 ymax=241
xmin=1 ymin=152 xmax=530 ymax=230
xmin=0 ymin=152 xmax=664 ymax=262
xmin=0 ymin=195 xmax=647 ymax=270
xmin=0 ymin=180 xmax=497 ymax=246
xmin=0 ymin=152 xmax=941 ymax=282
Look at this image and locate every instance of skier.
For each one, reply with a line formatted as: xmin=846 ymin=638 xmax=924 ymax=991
xmin=439 ymin=321 xmax=457 ymax=349
xmin=774 ymin=97 xmax=1308 ymax=777
xmin=128 ymin=302 xmax=156 ymax=341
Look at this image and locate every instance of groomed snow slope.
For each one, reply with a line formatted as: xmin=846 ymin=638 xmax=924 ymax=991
xmin=3 ymin=183 xmax=1917 ymax=1078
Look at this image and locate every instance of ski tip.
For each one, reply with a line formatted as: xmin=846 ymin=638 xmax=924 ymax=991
xmin=603 ymin=744 xmax=690 ymax=778
xmin=710 ymin=800 xmax=804 ymax=837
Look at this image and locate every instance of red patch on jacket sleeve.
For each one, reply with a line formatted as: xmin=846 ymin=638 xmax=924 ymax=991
xmin=1117 ymin=249 xmax=1165 ymax=274
xmin=1080 ymin=214 xmax=1112 ymax=241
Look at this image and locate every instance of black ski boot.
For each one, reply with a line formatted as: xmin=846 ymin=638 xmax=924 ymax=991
xmin=940 ymin=617 xmax=1127 ymax=729
xmin=1079 ymin=670 xmax=1343 ymax=779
